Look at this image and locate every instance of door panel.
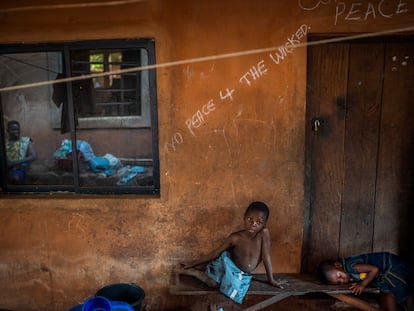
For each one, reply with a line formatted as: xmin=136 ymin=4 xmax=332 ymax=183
xmin=303 ymin=38 xmax=414 ymax=273
xmin=303 ymin=42 xmax=349 ymax=271
xmin=374 ymin=41 xmax=414 ymax=258
xmin=340 ymin=43 xmax=384 ymax=256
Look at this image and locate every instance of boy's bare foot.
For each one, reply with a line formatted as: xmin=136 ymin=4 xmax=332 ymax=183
xmin=175 ymin=264 xmax=218 ymax=288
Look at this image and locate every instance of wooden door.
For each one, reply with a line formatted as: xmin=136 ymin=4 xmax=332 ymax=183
xmin=302 ymin=37 xmax=414 ymax=273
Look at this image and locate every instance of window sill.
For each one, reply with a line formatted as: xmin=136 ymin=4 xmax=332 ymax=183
xmin=78 ymin=115 xmax=150 ymax=129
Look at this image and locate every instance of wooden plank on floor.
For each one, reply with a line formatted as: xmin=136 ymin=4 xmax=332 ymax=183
xmin=171 ymin=273 xmax=378 ymax=296
xmin=170 ymin=272 xmax=380 ymax=311
xmin=242 ymin=292 xmax=299 ymax=311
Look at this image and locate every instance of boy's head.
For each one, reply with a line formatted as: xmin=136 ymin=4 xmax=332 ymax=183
xmin=318 ymin=260 xmax=350 ymax=285
xmin=245 ymin=201 xmax=270 ymax=220
xmin=244 ymin=202 xmax=270 ymax=233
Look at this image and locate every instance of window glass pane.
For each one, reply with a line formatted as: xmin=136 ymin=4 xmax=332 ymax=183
xmin=70 ymin=47 xmax=154 ymax=190
xmin=0 ymin=51 xmax=74 ymax=187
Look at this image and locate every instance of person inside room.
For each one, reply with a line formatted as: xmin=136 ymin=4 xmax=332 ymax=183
xmin=5 ymin=120 xmax=37 ymax=184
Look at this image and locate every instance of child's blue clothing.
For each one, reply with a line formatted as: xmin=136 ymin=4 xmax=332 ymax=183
xmin=206 ymin=251 xmax=252 ymax=304
xmin=340 ymin=252 xmax=414 ymax=304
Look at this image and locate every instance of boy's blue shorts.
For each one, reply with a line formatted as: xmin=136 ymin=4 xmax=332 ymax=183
xmin=206 ymin=251 xmax=252 ymax=304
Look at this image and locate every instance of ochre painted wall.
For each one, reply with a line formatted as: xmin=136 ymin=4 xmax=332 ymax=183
xmin=0 ymin=1 xmax=413 ymax=310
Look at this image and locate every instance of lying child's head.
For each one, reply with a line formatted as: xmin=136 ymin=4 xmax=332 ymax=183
xmin=317 ymin=260 xmax=351 ymax=285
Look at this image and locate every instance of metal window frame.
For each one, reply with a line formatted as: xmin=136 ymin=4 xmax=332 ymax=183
xmin=0 ymin=39 xmax=160 ymax=195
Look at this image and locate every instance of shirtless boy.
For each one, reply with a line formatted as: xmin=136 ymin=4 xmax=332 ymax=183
xmin=177 ymin=201 xmax=284 ymax=304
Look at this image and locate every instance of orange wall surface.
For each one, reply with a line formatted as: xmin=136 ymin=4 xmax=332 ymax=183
xmin=0 ymin=1 xmax=413 ymax=310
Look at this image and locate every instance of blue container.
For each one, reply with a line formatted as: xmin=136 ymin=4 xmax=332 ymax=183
xmin=82 ymin=296 xmax=111 ymax=311
xmin=69 ymin=296 xmax=134 ymax=311
xmin=95 ymin=283 xmax=145 ymax=311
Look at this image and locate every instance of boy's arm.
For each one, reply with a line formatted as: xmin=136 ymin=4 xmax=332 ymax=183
xmin=349 ymin=263 xmax=379 ymax=295
xmin=182 ymin=235 xmax=234 ymax=269
xmin=261 ymin=228 xmax=285 ymax=288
